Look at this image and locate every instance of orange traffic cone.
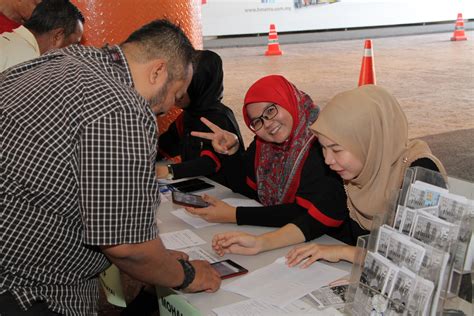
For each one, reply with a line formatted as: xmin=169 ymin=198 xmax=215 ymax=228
xmin=451 ymin=13 xmax=468 ymax=41
xmin=358 ymin=39 xmax=376 ymax=86
xmin=265 ymin=24 xmax=282 ymax=56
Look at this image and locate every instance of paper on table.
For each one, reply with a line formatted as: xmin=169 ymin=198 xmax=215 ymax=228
xmin=159 ymin=229 xmax=206 ymax=250
xmin=158 ymin=177 xmax=192 ymax=185
xmin=170 ymin=198 xmax=261 ymax=229
xmin=222 ymin=257 xmax=347 ymax=308
xmin=171 ymin=208 xmax=217 ymax=229
xmin=154 ymin=207 xmax=162 ymax=225
xmin=222 ymin=198 xmax=262 ymax=207
xmin=180 ymin=246 xmax=220 ymax=263
xmin=155 ymin=206 xmax=162 ymax=225
xmin=212 ymin=298 xmax=343 ymax=316
xmin=159 ymin=192 xmax=170 ymax=202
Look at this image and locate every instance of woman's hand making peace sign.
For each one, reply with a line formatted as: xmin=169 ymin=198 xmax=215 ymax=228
xmin=191 ymin=117 xmax=240 ymax=155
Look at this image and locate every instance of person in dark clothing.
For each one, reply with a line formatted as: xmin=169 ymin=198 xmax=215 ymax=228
xmin=155 ymin=50 xmax=244 ymax=187
xmin=187 ymin=75 xmax=349 ymax=249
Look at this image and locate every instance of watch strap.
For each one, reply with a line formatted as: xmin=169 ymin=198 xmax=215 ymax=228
xmin=173 ymin=259 xmax=195 ymax=291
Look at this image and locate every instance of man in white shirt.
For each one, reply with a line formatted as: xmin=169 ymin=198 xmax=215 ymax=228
xmin=0 ymin=0 xmax=84 ymax=71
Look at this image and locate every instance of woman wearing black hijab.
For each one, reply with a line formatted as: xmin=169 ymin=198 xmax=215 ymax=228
xmin=156 ymin=50 xmax=244 ymax=187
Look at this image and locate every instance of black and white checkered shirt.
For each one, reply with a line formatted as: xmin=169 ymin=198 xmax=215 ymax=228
xmin=1 ymin=45 xmax=160 ymax=315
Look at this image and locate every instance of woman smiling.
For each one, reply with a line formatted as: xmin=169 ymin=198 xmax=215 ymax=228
xmin=187 ymin=75 xmax=349 ymax=250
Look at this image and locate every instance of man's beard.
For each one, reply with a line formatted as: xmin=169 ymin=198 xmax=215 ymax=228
xmin=149 ymin=80 xmax=170 ymax=115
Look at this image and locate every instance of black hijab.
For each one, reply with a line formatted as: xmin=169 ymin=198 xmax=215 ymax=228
xmin=186 ymin=50 xmax=224 ymax=115
xmin=183 ymin=50 xmax=244 ymax=150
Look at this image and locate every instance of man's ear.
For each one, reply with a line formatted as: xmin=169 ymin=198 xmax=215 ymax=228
xmin=51 ymin=28 xmax=65 ymax=49
xmin=149 ymin=59 xmax=168 ymax=86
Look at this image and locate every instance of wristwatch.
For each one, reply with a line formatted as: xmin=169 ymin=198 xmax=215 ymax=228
xmin=173 ymin=259 xmax=195 ymax=291
xmin=166 ymin=164 xmax=174 ymax=180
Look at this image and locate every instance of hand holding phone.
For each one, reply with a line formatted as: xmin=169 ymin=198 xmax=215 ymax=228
xmin=211 ymin=259 xmax=248 ymax=279
xmin=172 ymin=191 xmax=209 ymax=208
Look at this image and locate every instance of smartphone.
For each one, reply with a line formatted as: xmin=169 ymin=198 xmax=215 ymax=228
xmin=171 ymin=191 xmax=209 ymax=208
xmin=211 ymin=259 xmax=248 ymax=280
xmin=178 ymin=183 xmax=215 ymax=193
xmin=170 ymin=179 xmax=215 ymax=193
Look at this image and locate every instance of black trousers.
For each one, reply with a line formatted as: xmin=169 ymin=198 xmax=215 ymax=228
xmin=0 ymin=293 xmax=61 ymax=316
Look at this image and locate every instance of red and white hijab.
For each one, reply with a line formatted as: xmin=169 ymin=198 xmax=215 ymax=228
xmin=243 ymin=75 xmax=320 ymax=206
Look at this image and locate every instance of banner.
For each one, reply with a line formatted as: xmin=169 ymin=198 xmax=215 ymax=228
xmin=202 ymin=0 xmax=474 ymax=37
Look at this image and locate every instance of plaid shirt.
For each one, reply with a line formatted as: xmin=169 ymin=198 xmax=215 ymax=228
xmin=1 ymin=45 xmax=160 ymax=315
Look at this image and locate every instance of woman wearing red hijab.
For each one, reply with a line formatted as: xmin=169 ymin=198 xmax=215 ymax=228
xmin=187 ymin=75 xmax=353 ymax=248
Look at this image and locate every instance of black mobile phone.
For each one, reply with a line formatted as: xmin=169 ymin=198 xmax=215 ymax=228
xmin=170 ymin=179 xmax=215 ymax=193
xmin=171 ymin=191 xmax=209 ymax=208
xmin=211 ymin=259 xmax=248 ymax=280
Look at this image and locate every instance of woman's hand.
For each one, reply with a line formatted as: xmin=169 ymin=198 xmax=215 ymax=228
xmin=191 ymin=117 xmax=240 ymax=155
xmin=212 ymin=231 xmax=263 ymax=256
xmin=185 ymin=194 xmax=236 ymax=223
xmin=285 ymin=244 xmax=356 ymax=268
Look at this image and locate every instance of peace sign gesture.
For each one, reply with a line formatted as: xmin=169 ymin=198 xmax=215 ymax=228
xmin=191 ymin=117 xmax=240 ymax=155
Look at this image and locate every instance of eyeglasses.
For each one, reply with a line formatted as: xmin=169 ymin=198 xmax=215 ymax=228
xmin=249 ymin=104 xmax=278 ymax=132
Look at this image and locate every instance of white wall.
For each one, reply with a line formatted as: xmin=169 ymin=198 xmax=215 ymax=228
xmin=202 ymin=0 xmax=474 ymax=37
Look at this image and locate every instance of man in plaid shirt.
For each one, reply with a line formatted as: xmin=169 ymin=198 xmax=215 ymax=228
xmin=1 ymin=19 xmax=220 ymax=315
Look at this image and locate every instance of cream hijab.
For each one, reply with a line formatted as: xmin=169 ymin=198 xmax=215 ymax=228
xmin=311 ymin=85 xmax=446 ymax=230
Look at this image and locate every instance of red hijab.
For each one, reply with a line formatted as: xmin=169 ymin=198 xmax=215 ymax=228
xmin=243 ymin=75 xmax=319 ymax=205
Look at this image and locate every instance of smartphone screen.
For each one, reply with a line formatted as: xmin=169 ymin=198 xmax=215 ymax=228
xmin=172 ymin=191 xmax=209 ymax=208
xmin=171 ymin=179 xmax=206 ymax=188
xmin=170 ymin=179 xmax=215 ymax=193
xmin=211 ymin=260 xmax=248 ymax=279
xmin=177 ymin=183 xmax=215 ymax=193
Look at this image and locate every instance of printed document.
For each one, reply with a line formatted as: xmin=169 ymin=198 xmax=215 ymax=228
xmin=222 ymin=257 xmax=347 ymax=308
xmin=171 ymin=208 xmax=217 ymax=229
xmin=222 ymin=198 xmax=262 ymax=207
xmin=159 ymin=229 xmax=206 ymax=250
xmin=180 ymin=246 xmax=220 ymax=263
xmin=172 ymin=198 xmax=261 ymax=228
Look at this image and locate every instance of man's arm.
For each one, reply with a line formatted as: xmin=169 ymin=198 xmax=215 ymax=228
xmin=80 ymin=113 xmax=220 ymax=292
xmin=100 ymin=237 xmax=221 ymax=293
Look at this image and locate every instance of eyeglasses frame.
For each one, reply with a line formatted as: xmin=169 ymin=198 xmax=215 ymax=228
xmin=249 ymin=103 xmax=279 ymax=132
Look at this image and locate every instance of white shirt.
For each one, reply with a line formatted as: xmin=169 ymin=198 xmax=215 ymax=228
xmin=0 ymin=25 xmax=40 ymax=71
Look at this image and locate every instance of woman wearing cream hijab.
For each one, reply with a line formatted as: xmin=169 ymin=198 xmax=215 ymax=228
xmin=286 ymin=85 xmax=446 ymax=267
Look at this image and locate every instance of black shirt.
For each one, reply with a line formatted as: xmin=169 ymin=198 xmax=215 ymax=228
xmin=229 ymin=139 xmax=348 ymax=240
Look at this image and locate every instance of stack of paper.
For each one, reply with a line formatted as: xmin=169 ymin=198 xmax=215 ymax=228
xmin=214 ymin=257 xmax=347 ymax=314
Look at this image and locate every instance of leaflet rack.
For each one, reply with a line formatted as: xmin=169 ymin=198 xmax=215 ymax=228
xmin=344 ymin=167 xmax=473 ymax=315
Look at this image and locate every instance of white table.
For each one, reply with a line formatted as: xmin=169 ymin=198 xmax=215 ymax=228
xmin=156 ymin=178 xmax=352 ymax=315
